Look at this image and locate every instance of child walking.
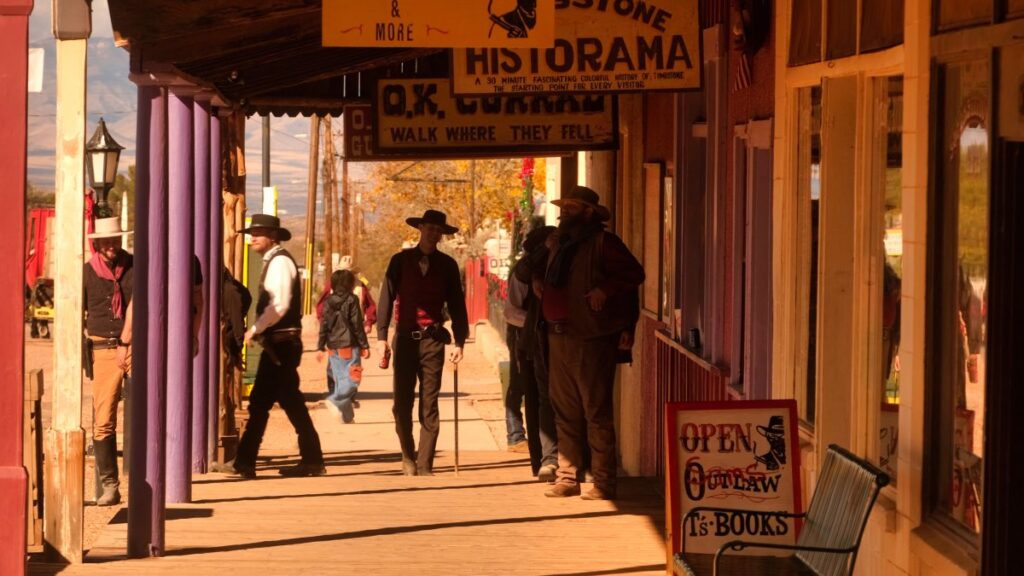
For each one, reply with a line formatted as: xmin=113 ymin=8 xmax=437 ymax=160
xmin=317 ymin=270 xmax=371 ymax=423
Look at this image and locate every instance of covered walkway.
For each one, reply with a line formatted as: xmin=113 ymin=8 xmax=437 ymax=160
xmin=29 ymin=324 xmax=665 ymax=575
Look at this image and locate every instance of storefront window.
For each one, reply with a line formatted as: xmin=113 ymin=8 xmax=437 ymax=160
xmin=876 ymin=76 xmax=903 ymax=483
xmin=796 ymin=85 xmax=822 ymax=425
xmin=933 ymin=59 xmax=989 ymax=535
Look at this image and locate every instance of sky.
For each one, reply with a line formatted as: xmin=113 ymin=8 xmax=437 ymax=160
xmin=26 ymin=0 xmax=325 ymax=214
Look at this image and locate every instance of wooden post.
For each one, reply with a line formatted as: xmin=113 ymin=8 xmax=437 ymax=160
xmin=304 ymin=116 xmax=320 ymax=314
xmin=44 ymin=34 xmax=87 ymax=564
xmin=321 ymin=117 xmax=335 ymax=284
xmin=208 ymin=110 xmax=226 ymax=464
xmin=166 ymin=87 xmax=195 ymax=503
xmin=192 ymin=97 xmax=211 ymax=473
xmin=127 ymin=80 xmax=168 ymax=558
xmin=0 ymin=3 xmax=31 ymax=573
xmin=339 ymin=121 xmax=349 ymax=257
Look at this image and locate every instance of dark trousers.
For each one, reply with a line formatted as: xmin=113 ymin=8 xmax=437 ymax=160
xmin=392 ymin=333 xmax=445 ymax=471
xmin=505 ymin=325 xmax=528 ymax=446
xmin=509 ymin=325 xmax=558 ymax=473
xmin=530 ymin=328 xmax=560 ymax=470
xmin=548 ymin=332 xmax=618 ymax=488
xmin=236 ymin=338 xmax=323 ymax=468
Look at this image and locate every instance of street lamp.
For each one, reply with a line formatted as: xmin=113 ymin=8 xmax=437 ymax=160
xmin=85 ymin=117 xmax=124 ymax=215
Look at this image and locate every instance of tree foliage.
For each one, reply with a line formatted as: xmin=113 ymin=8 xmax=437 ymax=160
xmin=356 ymin=159 xmax=528 ymax=289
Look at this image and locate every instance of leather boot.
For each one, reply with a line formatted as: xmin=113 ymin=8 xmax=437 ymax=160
xmin=94 ymin=436 xmax=121 ymax=506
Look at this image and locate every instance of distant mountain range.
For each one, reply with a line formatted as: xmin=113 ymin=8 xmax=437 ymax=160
xmin=26 ymin=36 xmax=322 ymax=221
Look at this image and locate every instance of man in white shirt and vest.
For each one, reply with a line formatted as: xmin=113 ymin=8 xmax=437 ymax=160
xmin=231 ymin=214 xmax=325 ymax=478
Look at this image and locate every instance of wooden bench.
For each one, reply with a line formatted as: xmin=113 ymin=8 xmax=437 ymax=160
xmin=674 ymin=444 xmax=890 ymax=576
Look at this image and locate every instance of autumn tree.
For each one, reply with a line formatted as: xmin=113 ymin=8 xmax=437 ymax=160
xmin=355 ymin=159 xmax=534 ymax=289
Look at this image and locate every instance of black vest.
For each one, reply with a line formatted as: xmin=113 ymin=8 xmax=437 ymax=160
xmin=255 ymin=247 xmax=302 ymax=332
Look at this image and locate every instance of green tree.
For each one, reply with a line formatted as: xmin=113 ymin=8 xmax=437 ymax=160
xmin=26 ymin=181 xmax=55 ymax=209
xmin=108 ymin=164 xmax=136 ymax=228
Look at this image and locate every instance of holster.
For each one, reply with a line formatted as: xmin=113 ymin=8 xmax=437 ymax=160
xmin=83 ymin=338 xmax=95 ymax=380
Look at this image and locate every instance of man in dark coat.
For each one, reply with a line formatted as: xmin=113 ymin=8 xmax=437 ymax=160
xmin=537 ymin=187 xmax=644 ymax=500
xmin=377 ymin=210 xmax=469 ymax=476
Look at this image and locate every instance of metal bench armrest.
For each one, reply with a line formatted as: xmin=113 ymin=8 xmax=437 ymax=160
xmin=710 ymin=540 xmax=858 ymax=576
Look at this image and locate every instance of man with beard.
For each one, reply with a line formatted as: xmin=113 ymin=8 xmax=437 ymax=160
xmin=83 ymin=217 xmax=134 ymax=506
xmin=537 ymin=186 xmax=644 ymax=500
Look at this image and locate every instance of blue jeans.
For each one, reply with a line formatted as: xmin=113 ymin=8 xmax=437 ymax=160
xmin=328 ymin=348 xmax=361 ymax=423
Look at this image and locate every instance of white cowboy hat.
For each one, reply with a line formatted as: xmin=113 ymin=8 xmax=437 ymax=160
xmin=88 ymin=216 xmax=133 ymax=239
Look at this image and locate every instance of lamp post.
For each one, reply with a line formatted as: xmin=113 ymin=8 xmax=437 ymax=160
xmin=85 ymin=117 xmax=124 ymax=216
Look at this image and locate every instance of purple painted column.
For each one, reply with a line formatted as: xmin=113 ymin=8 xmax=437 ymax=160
xmin=192 ymin=98 xmax=211 ymax=473
xmin=166 ymin=88 xmax=195 ymax=503
xmin=128 ymin=82 xmax=168 ymax=558
xmin=208 ymin=111 xmax=224 ymax=463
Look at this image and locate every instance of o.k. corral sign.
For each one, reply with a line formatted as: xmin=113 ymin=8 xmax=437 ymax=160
xmin=452 ymin=0 xmax=701 ymax=95
xmin=665 ymin=400 xmax=803 ymax=559
xmin=323 ymin=0 xmax=555 ymax=48
xmin=374 ymin=78 xmax=617 ymax=155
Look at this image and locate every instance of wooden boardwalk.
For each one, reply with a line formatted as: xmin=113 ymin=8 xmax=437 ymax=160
xmin=28 ymin=326 xmax=667 ymax=575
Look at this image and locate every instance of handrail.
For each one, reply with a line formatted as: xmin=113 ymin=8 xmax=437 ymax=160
xmin=654 ymin=329 xmax=729 ymax=378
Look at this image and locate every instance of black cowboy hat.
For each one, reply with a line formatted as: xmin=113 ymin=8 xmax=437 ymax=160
xmin=757 ymin=415 xmax=786 ymax=437
xmin=406 ymin=209 xmax=459 ymax=234
xmin=551 ymin=185 xmax=611 ymax=221
xmin=240 ymin=213 xmax=292 ymax=241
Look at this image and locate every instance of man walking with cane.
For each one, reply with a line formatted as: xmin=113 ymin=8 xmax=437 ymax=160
xmin=377 ymin=209 xmax=469 ymax=476
xmin=230 ymin=214 xmax=325 ymax=478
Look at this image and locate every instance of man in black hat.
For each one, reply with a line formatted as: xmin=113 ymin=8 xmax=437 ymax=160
xmin=377 ymin=209 xmax=469 ymax=476
xmin=231 ymin=214 xmax=325 ymax=478
xmin=539 ymin=186 xmax=644 ymax=501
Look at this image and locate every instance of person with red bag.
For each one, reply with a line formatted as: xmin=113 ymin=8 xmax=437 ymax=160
xmin=317 ymin=269 xmax=371 ymax=424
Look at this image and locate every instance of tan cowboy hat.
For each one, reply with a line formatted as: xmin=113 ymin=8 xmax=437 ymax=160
xmin=406 ymin=209 xmax=459 ymax=234
xmin=550 ymin=185 xmax=611 ymax=221
xmin=240 ymin=213 xmax=292 ymax=241
xmin=88 ymin=216 xmax=133 ymax=239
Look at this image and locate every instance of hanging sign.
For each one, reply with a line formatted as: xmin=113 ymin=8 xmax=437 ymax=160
xmin=451 ymin=0 xmax=701 ymax=95
xmin=323 ymin=0 xmax=556 ymax=48
xmin=665 ymin=400 xmax=803 ymax=559
xmin=374 ymin=78 xmax=617 ymax=155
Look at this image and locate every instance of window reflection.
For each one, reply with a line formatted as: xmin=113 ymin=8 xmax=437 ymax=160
xmin=878 ymin=76 xmax=902 ymax=482
xmin=937 ymin=60 xmax=988 ymax=536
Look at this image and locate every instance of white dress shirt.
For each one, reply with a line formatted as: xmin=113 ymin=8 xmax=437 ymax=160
xmin=251 ymin=244 xmax=296 ymax=335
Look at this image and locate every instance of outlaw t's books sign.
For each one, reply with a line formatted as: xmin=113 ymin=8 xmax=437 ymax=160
xmin=375 ymin=78 xmax=617 ymax=154
xmin=452 ymin=0 xmax=701 ymax=94
xmin=665 ymin=400 xmax=803 ymax=559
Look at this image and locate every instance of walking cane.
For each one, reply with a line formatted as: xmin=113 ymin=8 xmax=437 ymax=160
xmin=453 ymin=362 xmax=460 ymax=476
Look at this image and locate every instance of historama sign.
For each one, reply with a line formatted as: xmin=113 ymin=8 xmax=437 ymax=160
xmin=374 ymin=78 xmax=617 ymax=155
xmin=665 ymin=400 xmax=803 ymax=559
xmin=323 ymin=0 xmax=556 ymax=48
xmin=451 ymin=0 xmax=701 ymax=95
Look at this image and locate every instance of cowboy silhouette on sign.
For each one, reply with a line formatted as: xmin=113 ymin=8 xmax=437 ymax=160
xmin=754 ymin=415 xmax=788 ymax=471
xmin=489 ymin=0 xmax=537 ymax=38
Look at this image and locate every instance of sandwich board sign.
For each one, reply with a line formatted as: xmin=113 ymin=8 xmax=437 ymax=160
xmin=665 ymin=400 xmax=803 ymax=559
